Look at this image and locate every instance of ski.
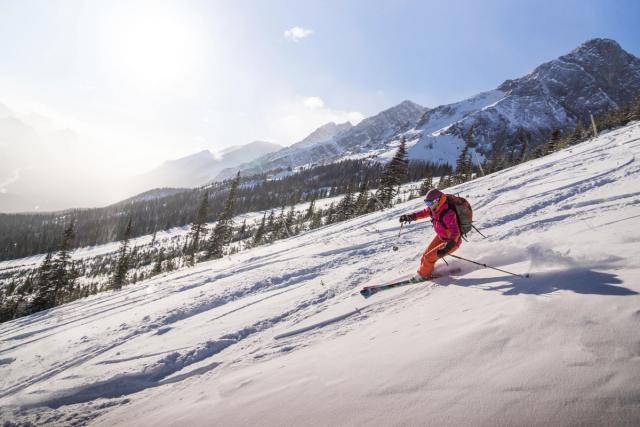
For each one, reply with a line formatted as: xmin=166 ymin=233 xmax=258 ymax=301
xmin=360 ymin=277 xmax=429 ymax=298
xmin=359 ymin=267 xmax=461 ymax=298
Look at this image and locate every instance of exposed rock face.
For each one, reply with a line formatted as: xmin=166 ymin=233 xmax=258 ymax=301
xmin=418 ymin=38 xmax=640 ymax=158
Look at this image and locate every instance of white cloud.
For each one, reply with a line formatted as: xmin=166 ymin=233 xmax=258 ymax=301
xmin=284 ymin=26 xmax=314 ymax=42
xmin=269 ymin=96 xmax=364 ymax=145
xmin=303 ymin=96 xmax=325 ymax=109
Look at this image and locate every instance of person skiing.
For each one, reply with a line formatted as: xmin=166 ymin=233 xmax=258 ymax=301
xmin=399 ymin=188 xmax=461 ymax=281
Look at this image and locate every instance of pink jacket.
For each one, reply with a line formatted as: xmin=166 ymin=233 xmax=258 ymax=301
xmin=414 ymin=202 xmax=461 ymax=243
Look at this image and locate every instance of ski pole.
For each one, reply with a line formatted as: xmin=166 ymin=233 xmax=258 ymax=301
xmin=425 ymin=242 xmax=448 ymax=258
xmin=392 ymin=223 xmax=404 ymax=251
xmin=471 ymin=224 xmax=487 ymax=239
xmin=446 ymin=254 xmax=530 ymax=278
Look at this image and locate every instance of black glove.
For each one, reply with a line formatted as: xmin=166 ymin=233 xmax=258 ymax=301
xmin=436 ymin=240 xmax=455 ymax=257
xmin=399 ymin=213 xmax=417 ymax=224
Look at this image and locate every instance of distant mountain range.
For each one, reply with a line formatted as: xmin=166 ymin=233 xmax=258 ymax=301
xmin=217 ymin=38 xmax=640 ymax=179
xmin=127 ymin=140 xmax=283 ymax=192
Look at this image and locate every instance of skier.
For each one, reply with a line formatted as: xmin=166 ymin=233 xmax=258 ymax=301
xmin=399 ymin=188 xmax=461 ymax=281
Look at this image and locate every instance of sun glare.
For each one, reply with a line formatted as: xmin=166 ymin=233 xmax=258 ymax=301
xmin=102 ymin=5 xmax=202 ymax=91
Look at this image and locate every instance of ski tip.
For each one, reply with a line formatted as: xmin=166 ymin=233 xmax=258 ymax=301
xmin=360 ymin=287 xmax=375 ymax=298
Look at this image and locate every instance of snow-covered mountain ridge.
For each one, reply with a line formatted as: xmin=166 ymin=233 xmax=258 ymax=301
xmin=406 ymin=38 xmax=640 ymax=164
xmin=216 ymin=100 xmax=427 ymax=180
xmin=1 ymin=122 xmax=640 ymax=425
xmin=221 ymin=38 xmax=640 ymax=179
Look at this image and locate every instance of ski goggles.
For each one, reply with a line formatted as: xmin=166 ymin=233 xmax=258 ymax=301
xmin=424 ymin=198 xmax=439 ymax=207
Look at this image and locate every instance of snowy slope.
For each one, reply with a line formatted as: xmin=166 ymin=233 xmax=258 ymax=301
xmin=1 ymin=123 xmax=640 ymax=426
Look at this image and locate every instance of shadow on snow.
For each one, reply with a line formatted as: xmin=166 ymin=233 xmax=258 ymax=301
xmin=452 ymin=267 xmax=637 ymax=296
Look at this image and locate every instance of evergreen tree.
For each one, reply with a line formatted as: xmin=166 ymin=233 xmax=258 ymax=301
xmin=419 ymin=174 xmax=434 ymax=195
xmin=285 ymin=206 xmax=296 ymax=236
xmin=455 ymin=143 xmax=471 ymax=185
xmin=546 ymin=129 xmax=562 ymax=154
xmin=305 ymin=198 xmax=316 ymax=221
xmin=206 ymin=172 xmax=241 ymax=259
xmin=187 ymin=192 xmax=209 ymax=265
xmin=569 ymin=120 xmax=586 ymax=145
xmin=439 ymin=173 xmax=451 ymax=189
xmin=265 ymin=210 xmax=276 ymax=242
xmin=310 ymin=209 xmax=324 ymax=229
xmin=376 ymin=137 xmax=408 ymax=207
xmin=336 ymin=180 xmax=356 ymax=221
xmin=235 ymin=218 xmax=248 ymax=241
xmin=252 ymin=213 xmax=267 ymax=247
xmin=272 ymin=206 xmax=287 ymax=240
xmin=490 ymin=141 xmax=511 ymax=172
xmin=512 ymin=128 xmax=529 ymax=164
xmin=354 ymin=176 xmax=370 ymax=215
xmin=50 ymin=221 xmax=76 ymax=305
xmin=111 ymin=218 xmax=132 ymax=290
xmin=30 ymin=252 xmax=55 ymax=312
xmin=325 ymin=202 xmax=337 ymax=224
xmin=152 ymin=249 xmax=164 ymax=275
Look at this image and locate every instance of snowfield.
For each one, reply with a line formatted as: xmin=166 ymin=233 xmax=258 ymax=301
xmin=2 ymin=123 xmax=640 ymax=426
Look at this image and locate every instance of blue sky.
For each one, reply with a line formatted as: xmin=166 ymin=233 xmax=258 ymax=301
xmin=0 ymin=0 xmax=639 ymax=174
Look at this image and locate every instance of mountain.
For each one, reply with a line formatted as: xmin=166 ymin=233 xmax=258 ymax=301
xmin=133 ymin=141 xmax=282 ymax=190
xmin=215 ymin=121 xmax=354 ymax=180
xmin=113 ymin=188 xmax=188 ymax=205
xmin=335 ymin=99 xmax=426 ymax=153
xmin=219 ymin=38 xmax=640 ymax=179
xmin=2 ymin=122 xmax=639 ymax=426
xmin=215 ymin=100 xmax=427 ymax=180
xmin=405 ymin=38 xmax=640 ymax=163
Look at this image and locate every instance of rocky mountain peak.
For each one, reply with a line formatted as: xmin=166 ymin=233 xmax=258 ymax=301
xmin=294 ymin=121 xmax=353 ymax=149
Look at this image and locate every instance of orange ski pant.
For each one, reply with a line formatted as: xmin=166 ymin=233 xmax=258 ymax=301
xmin=417 ymin=235 xmax=460 ymax=278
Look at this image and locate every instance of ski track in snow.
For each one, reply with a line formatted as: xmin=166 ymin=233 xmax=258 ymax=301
xmin=1 ymin=123 xmax=640 ymax=425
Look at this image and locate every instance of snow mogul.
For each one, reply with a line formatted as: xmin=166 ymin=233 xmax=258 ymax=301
xmin=399 ymin=188 xmax=473 ymax=281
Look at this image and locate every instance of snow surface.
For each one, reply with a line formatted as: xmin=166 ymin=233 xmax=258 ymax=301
xmin=2 ymin=123 xmax=640 ymax=426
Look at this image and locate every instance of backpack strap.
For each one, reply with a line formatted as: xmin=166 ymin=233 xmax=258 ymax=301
xmin=432 ymin=206 xmax=460 ymax=236
xmin=434 ymin=196 xmax=469 ymax=240
xmin=436 ymin=195 xmax=459 ymax=229
xmin=433 ymin=206 xmax=453 ymax=229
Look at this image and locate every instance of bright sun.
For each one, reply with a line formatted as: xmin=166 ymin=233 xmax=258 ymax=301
xmin=102 ymin=4 xmax=201 ymax=91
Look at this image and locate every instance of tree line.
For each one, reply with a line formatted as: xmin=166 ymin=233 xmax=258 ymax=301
xmin=0 ymin=158 xmax=449 ymax=262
